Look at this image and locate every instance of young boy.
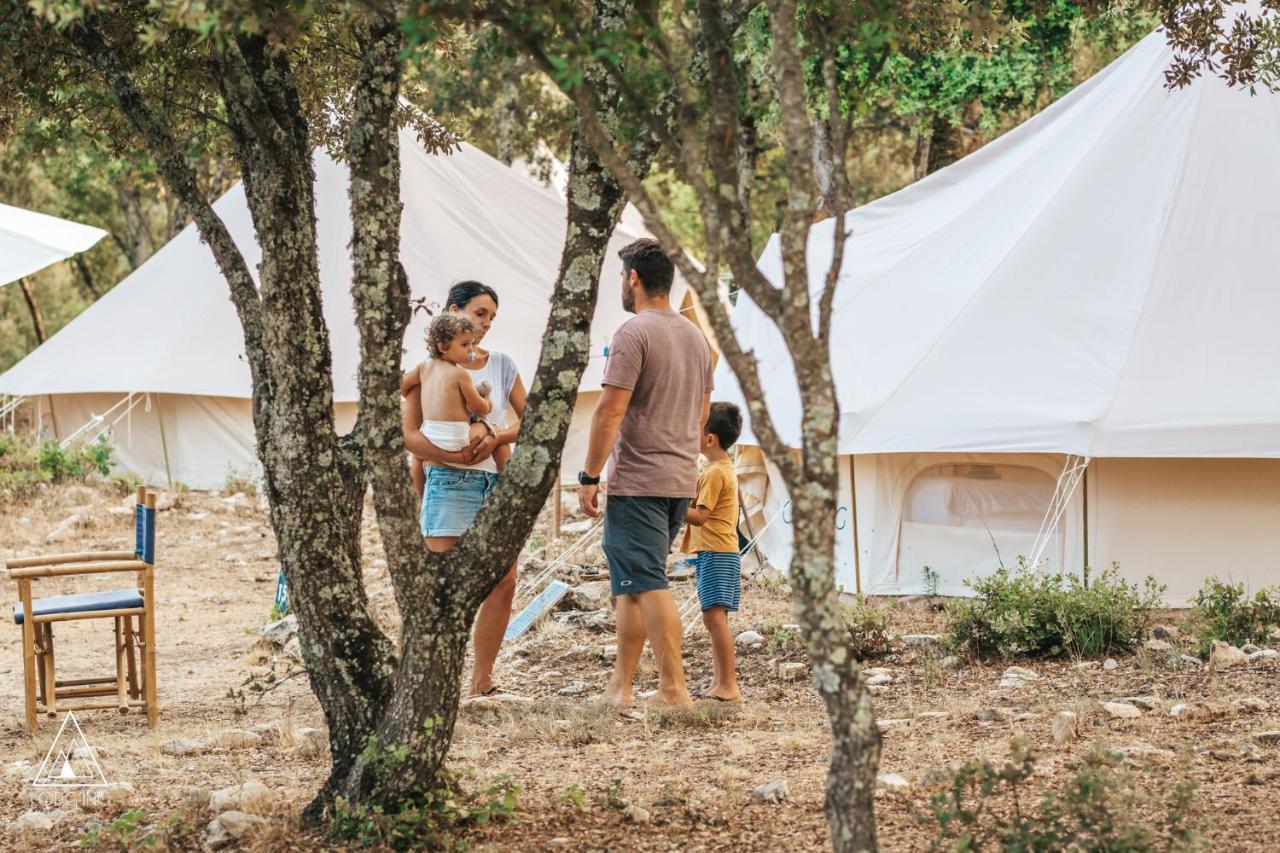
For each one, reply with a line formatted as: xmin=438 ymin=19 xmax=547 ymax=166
xmin=681 ymin=401 xmax=744 ymax=702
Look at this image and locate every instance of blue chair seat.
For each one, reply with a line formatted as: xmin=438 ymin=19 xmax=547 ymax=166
xmin=12 ymin=589 xmax=144 ymax=625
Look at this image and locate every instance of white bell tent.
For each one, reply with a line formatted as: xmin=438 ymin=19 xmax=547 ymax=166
xmin=0 ymin=134 xmax=693 ymax=488
xmin=0 ymin=203 xmax=107 ymax=287
xmin=722 ymin=24 xmax=1280 ymax=606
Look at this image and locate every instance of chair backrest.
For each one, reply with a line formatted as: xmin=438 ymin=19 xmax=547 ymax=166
xmin=133 ymin=487 xmax=156 ymax=565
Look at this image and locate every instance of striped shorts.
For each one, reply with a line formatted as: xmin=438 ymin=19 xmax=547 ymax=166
xmin=695 ymin=550 xmax=742 ymax=612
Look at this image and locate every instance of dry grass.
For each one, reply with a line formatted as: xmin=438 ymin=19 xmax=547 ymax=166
xmin=0 ymin=483 xmax=1277 ymax=850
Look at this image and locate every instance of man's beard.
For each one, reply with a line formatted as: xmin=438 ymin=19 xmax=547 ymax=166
xmin=622 ymin=286 xmax=635 ymax=314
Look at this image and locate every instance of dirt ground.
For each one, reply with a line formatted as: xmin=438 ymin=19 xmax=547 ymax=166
xmin=1 ymin=482 xmax=1278 ymax=850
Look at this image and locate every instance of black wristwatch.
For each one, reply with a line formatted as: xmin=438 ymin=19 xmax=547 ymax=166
xmin=578 ymin=470 xmax=601 ymax=486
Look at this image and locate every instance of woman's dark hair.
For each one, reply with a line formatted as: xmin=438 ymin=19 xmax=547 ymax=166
xmin=446 ymin=280 xmax=499 ymax=312
xmin=705 ymin=401 xmax=743 ymax=449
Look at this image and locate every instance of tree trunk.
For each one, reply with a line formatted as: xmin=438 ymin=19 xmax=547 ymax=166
xmin=73 ymin=255 xmax=101 ymax=300
xmin=18 ymin=278 xmax=47 ymax=344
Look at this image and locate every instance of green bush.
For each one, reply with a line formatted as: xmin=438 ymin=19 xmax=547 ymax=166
xmin=946 ymin=561 xmax=1164 ymax=659
xmin=39 ymin=436 xmax=113 ymax=481
xmin=842 ymin=595 xmax=892 ymax=659
xmin=0 ymin=433 xmax=114 ymax=501
xmin=919 ymin=738 xmax=1199 ymax=852
xmin=1187 ymin=577 xmax=1280 ymax=656
xmin=0 ymin=432 xmax=50 ymax=500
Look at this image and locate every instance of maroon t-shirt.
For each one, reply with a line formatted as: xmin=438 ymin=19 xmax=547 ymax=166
xmin=602 ymin=309 xmax=714 ymax=497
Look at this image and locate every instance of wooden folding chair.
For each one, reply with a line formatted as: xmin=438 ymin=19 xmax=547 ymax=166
xmin=7 ymin=486 xmax=158 ymax=731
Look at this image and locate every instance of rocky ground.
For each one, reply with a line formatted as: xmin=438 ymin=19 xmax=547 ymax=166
xmin=0 ymin=481 xmax=1278 ymax=850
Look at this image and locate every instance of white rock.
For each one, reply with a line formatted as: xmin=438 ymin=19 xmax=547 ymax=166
xmin=865 ymin=673 xmax=894 ymax=687
xmin=752 ymin=780 xmax=789 ymax=804
xmin=1052 ymin=711 xmax=1079 ymax=745
xmin=735 ymin=630 xmax=765 ymax=649
xmin=216 ymin=729 xmax=264 ymax=750
xmin=1248 ymin=649 xmax=1279 ymax=662
xmin=294 ymin=728 xmax=327 ymax=759
xmin=600 ymin=644 xmax=618 ymax=661
xmin=1210 ymin=640 xmax=1249 ymax=669
xmin=44 ymin=510 xmax=90 ymax=543
xmin=876 ymin=773 xmax=910 ymax=795
xmin=251 ymin=722 xmax=284 ymax=745
xmin=622 ymin=804 xmax=651 ymax=823
xmin=1241 ymin=643 xmax=1262 ymax=655
xmin=1113 ymin=743 xmax=1175 ymax=763
xmin=261 ymin=614 xmax=298 ymax=647
xmin=998 ymin=666 xmax=1041 ymax=689
xmin=209 ymin=777 xmax=271 ymax=814
xmin=777 ymin=662 xmax=808 ymax=681
xmin=560 ymin=519 xmax=594 ymax=536
xmin=1072 ymin=661 xmax=1100 ymax=672
xmin=1169 ymin=703 xmax=1192 ymax=718
xmin=863 ymin=667 xmax=893 ymax=678
xmin=161 ymin=738 xmax=207 ymax=756
xmin=1116 ymin=695 xmax=1161 ymax=711
xmin=182 ymin=785 xmax=212 ymax=807
xmin=537 ymin=670 xmax=565 ymax=684
xmin=877 ymin=718 xmax=912 ymax=733
xmin=1235 ymin=697 xmax=1269 ymax=713
xmin=1144 ymin=639 xmax=1173 ymax=653
xmin=566 ymin=580 xmax=612 ymax=612
xmin=1179 ymin=654 xmax=1203 ymax=669
xmin=1103 ymin=658 xmax=1119 ymax=671
xmin=11 ymin=810 xmax=65 ymax=832
xmin=1101 ymin=701 xmax=1142 ymax=719
xmin=5 ymin=759 xmax=34 ymax=780
xmin=1251 ymin=730 xmax=1280 ymax=746
xmin=900 ymin=634 xmax=943 ymax=648
xmin=204 ymin=811 xmax=267 ymax=849
xmin=973 ymin=708 xmax=1007 ymax=722
xmin=915 ymin=711 xmax=949 ymax=721
xmin=557 ymin=681 xmax=588 ymax=696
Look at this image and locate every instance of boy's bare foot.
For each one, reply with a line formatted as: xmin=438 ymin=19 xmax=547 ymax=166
xmin=697 ymin=688 xmax=742 ymax=703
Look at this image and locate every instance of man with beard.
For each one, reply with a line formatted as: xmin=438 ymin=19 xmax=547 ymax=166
xmin=578 ymin=238 xmax=713 ymax=708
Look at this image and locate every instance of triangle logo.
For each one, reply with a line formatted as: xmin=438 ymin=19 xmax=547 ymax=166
xmin=31 ymin=712 xmax=110 ymax=788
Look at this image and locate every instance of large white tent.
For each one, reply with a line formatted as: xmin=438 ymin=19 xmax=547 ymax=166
xmin=722 ymin=24 xmax=1280 ymax=606
xmin=0 ymin=133 xmax=693 ymax=488
xmin=0 ymin=203 xmax=107 ymax=287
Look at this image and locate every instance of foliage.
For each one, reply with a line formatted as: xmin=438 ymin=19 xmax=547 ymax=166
xmin=0 ymin=432 xmax=113 ymax=500
xmin=222 ymin=468 xmax=259 ymax=497
xmin=330 ymin=771 xmax=518 ymax=851
xmin=79 ymin=807 xmax=198 ymax=850
xmin=842 ymin=595 xmax=893 ymax=659
xmin=919 ymin=738 xmax=1200 ymax=852
xmin=1186 ymin=577 xmax=1280 ymax=656
xmin=946 ymin=561 xmax=1164 ymax=659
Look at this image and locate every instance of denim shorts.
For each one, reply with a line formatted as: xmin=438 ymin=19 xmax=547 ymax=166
xmin=420 ymin=466 xmax=499 ymax=538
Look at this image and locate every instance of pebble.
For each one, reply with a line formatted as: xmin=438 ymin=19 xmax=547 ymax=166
xmin=210 ymin=777 xmax=271 ymax=814
xmin=205 ymin=811 xmax=267 ymax=849
xmin=294 ymin=728 xmax=327 ymax=758
xmin=161 ymin=738 xmax=207 ymax=756
xmin=1248 ymin=649 xmax=1279 ymax=662
xmin=622 ymin=804 xmax=651 ymax=823
xmin=1101 ymin=701 xmax=1142 ymax=719
xmin=1209 ymin=640 xmax=1248 ymax=669
xmin=973 ymin=708 xmax=1007 ymax=722
xmin=900 ymin=634 xmax=943 ymax=648
xmin=1251 ymin=730 xmax=1280 ymax=746
xmin=777 ymin=662 xmax=808 ymax=681
xmin=1170 ymin=703 xmax=1193 ymax=718
xmin=876 ymin=718 xmax=911 ymax=733
xmin=1052 ymin=711 xmax=1078 ymax=745
xmin=216 ymin=729 xmax=264 ymax=750
xmin=1179 ymin=654 xmax=1203 ymax=669
xmin=11 ymin=810 xmax=69 ymax=832
xmin=1143 ymin=639 xmax=1172 ymax=653
xmin=998 ymin=666 xmax=1041 ymax=689
xmin=752 ymin=780 xmax=789 ymax=804
xmin=1103 ymin=658 xmax=1118 ymax=671
xmin=261 ymin=614 xmax=298 ymax=647
xmin=1072 ymin=661 xmax=1100 ymax=672
xmin=251 ymin=722 xmax=284 ymax=745
xmin=1234 ymin=697 xmax=1269 ymax=713
xmin=565 ymin=580 xmax=612 ymax=612
xmin=938 ymin=655 xmax=961 ymax=670
xmin=735 ymin=631 xmax=765 ymax=649
xmin=557 ymin=681 xmax=588 ymax=696
xmin=1241 ymin=643 xmax=1262 ymax=655
xmin=865 ymin=673 xmax=894 ymax=686
xmin=537 ymin=670 xmax=565 ymax=684
xmin=876 ymin=773 xmax=910 ymax=795
xmin=1152 ymin=625 xmax=1180 ymax=640
xmin=1115 ymin=695 xmax=1161 ymax=711
xmin=600 ymin=644 xmax=618 ymax=662
xmin=915 ymin=711 xmax=949 ymax=721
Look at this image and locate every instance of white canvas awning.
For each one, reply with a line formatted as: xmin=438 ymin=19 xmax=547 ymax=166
xmin=0 ymin=203 xmax=107 ymax=286
xmin=718 ymin=24 xmax=1280 ymax=459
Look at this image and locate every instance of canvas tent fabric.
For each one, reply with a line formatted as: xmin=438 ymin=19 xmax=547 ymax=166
xmin=0 ymin=203 xmax=107 ymax=286
xmin=0 ymin=135 xmax=692 ymax=488
xmin=722 ymin=25 xmax=1280 ymax=605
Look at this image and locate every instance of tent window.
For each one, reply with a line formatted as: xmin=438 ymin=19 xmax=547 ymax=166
xmin=898 ymin=463 xmax=1059 ymax=592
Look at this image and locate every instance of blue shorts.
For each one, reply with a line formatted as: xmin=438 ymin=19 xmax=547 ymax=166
xmin=420 ymin=466 xmax=499 ymax=538
xmin=696 ymin=551 xmax=741 ymax=612
xmin=603 ymin=496 xmax=690 ymax=597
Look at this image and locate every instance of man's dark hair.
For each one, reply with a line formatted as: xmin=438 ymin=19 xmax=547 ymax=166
xmin=705 ymin=401 xmax=743 ymax=449
xmin=447 ymin=280 xmax=499 ymax=311
xmin=618 ymin=238 xmax=674 ymax=296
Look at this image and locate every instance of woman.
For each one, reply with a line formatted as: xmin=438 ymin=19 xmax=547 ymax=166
xmin=403 ymin=280 xmax=527 ymax=698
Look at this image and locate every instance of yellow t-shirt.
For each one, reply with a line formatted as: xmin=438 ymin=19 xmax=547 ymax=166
xmin=681 ymin=458 xmax=739 ymax=554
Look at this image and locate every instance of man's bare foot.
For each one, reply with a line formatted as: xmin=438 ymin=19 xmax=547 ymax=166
xmin=651 ymin=686 xmax=694 ymax=708
xmin=601 ymin=688 xmax=633 ymax=709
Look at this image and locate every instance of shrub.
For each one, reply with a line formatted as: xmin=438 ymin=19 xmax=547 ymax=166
xmin=1187 ymin=577 xmax=1280 ymax=656
xmin=39 ymin=436 xmax=113 ymax=481
xmin=223 ymin=468 xmax=259 ymax=497
xmin=0 ymin=433 xmax=113 ymax=500
xmin=918 ymin=738 xmax=1199 ymax=852
xmin=842 ymin=595 xmax=892 ymax=659
xmin=946 ymin=561 xmax=1164 ymax=659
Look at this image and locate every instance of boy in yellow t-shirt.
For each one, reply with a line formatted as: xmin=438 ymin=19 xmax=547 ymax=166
xmin=681 ymin=402 xmax=743 ymax=702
